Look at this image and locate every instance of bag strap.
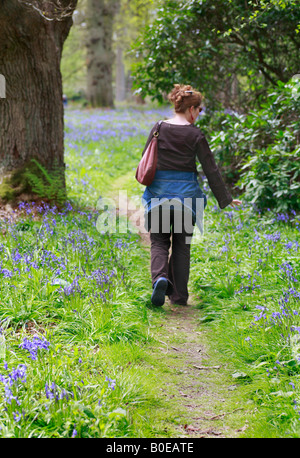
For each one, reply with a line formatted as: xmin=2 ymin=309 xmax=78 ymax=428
xmin=153 ymin=120 xmax=163 ymax=138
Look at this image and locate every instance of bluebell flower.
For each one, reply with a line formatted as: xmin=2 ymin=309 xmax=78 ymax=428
xmin=0 ymin=364 xmax=27 ymax=406
xmin=105 ymin=376 xmax=116 ymax=390
xmin=13 ymin=411 xmax=21 ymax=422
xmin=19 ymin=336 xmax=50 ymax=360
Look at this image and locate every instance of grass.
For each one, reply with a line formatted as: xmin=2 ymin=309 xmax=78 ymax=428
xmin=189 ymin=201 xmax=300 ymax=437
xmin=0 ymin=105 xmax=299 ymax=437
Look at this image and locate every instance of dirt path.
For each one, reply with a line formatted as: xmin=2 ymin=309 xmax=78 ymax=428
xmin=115 ymin=192 xmax=248 ymax=438
xmin=148 ymin=300 xmax=247 ymax=438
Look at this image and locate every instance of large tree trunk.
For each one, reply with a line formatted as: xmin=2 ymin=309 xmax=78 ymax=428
xmin=0 ymin=0 xmax=77 ymax=203
xmin=86 ymin=0 xmax=120 ymax=108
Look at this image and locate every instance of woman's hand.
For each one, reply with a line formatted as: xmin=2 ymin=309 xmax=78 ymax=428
xmin=230 ymin=199 xmax=242 ymax=207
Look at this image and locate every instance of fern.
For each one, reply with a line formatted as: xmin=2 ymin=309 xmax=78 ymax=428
xmin=24 ymin=158 xmax=67 ymax=205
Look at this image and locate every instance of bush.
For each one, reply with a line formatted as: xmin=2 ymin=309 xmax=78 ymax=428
xmin=197 ymin=78 xmax=300 ymax=213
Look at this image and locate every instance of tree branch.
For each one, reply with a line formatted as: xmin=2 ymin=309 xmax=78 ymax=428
xmin=17 ymin=0 xmax=77 ymax=21
xmin=228 ymin=31 xmax=282 ymax=84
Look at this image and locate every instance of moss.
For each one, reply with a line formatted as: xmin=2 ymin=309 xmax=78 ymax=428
xmin=0 ymin=178 xmax=18 ymax=202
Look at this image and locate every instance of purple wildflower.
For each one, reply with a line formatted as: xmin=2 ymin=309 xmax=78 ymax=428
xmin=105 ymin=376 xmax=116 ymax=390
xmin=0 ymin=364 xmax=27 ymax=406
xmin=19 ymin=335 xmax=50 ymax=360
xmin=13 ymin=411 xmax=21 ymax=422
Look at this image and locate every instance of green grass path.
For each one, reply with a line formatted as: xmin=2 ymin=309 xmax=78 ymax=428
xmin=103 ymin=171 xmax=254 ymax=438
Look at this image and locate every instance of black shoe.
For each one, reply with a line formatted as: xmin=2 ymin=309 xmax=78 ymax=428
xmin=151 ymin=277 xmax=168 ymax=307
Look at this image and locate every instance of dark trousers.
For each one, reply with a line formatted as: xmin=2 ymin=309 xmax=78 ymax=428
xmin=148 ymin=205 xmax=194 ymax=305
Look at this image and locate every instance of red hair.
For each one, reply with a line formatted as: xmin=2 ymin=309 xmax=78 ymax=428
xmin=168 ymin=84 xmax=203 ymax=113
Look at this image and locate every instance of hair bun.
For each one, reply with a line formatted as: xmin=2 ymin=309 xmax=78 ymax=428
xmin=167 ymin=84 xmax=203 ymax=114
xmin=168 ymin=84 xmax=182 ymax=103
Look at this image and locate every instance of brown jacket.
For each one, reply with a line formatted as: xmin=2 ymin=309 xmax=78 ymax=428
xmin=142 ymin=121 xmax=233 ymax=209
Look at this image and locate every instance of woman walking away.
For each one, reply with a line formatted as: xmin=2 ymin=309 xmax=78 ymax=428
xmin=140 ymin=84 xmax=242 ymax=307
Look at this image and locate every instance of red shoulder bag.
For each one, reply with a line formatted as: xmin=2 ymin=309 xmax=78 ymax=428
xmin=135 ymin=121 xmax=162 ymax=186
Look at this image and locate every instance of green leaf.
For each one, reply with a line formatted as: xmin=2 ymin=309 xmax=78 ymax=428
xmin=108 ymin=408 xmax=127 ymax=419
xmin=83 ymin=407 xmax=96 ymax=419
xmin=232 ymin=371 xmax=251 ymax=380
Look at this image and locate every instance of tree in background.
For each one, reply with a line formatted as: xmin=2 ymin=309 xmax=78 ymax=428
xmin=132 ymin=0 xmax=300 ymax=111
xmin=61 ymin=0 xmax=160 ymax=105
xmin=86 ymin=0 xmax=120 ymax=108
xmin=61 ymin=6 xmax=87 ymax=99
xmin=0 ymin=0 xmax=77 ymax=203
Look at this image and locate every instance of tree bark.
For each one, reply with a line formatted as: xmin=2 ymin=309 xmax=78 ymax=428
xmin=0 ymin=0 xmax=77 ymax=201
xmin=86 ymin=0 xmax=120 ymax=108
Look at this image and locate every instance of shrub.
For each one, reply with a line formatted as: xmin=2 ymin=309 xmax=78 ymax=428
xmin=197 ymin=78 xmax=300 ymax=213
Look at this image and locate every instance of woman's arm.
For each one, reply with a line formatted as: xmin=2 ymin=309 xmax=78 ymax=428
xmin=196 ymin=133 xmax=234 ymax=209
